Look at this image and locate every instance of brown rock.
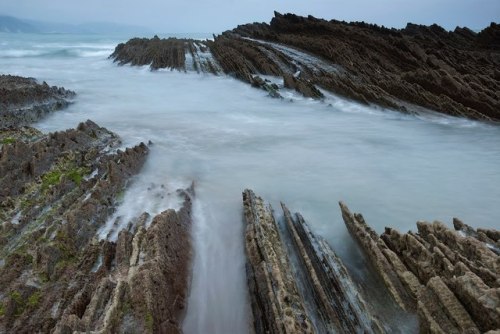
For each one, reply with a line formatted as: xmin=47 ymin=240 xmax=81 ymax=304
xmin=0 ymin=75 xmax=75 ymax=128
xmin=339 ymin=202 xmax=417 ymax=312
xmin=243 ymin=189 xmax=313 ymax=334
xmin=339 ymin=201 xmax=499 ymax=332
xmin=281 ymin=202 xmax=382 ymax=333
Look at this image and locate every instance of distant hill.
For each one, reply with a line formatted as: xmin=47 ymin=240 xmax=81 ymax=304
xmin=0 ymin=15 xmax=152 ymax=34
xmin=0 ymin=15 xmax=38 ymax=33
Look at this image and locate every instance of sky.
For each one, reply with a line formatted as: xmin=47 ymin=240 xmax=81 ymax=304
xmin=1 ymin=0 xmax=498 ymax=33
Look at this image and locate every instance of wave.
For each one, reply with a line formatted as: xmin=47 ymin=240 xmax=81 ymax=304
xmin=0 ymin=47 xmax=113 ymax=59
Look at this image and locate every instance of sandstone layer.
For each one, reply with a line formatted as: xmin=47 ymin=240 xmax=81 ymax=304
xmin=340 ymin=202 xmax=499 ymax=333
xmin=243 ymin=190 xmax=383 ymax=333
xmin=110 ymin=13 xmax=500 ymax=121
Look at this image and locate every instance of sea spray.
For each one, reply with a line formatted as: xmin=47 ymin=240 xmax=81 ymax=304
xmin=2 ymin=32 xmax=499 ymax=332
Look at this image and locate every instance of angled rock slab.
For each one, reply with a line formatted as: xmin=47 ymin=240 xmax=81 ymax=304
xmin=243 ymin=189 xmax=313 ymax=334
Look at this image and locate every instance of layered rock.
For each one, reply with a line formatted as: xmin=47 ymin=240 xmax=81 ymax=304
xmin=243 ymin=190 xmax=383 ymax=333
xmin=281 ymin=203 xmax=382 ymax=333
xmin=339 ymin=202 xmax=499 ymax=333
xmin=243 ymin=190 xmax=313 ymax=333
xmin=110 ymin=36 xmax=221 ymax=74
xmin=233 ymin=12 xmax=500 ymax=121
xmin=0 ymin=75 xmax=75 ymax=128
xmin=0 ymin=75 xmax=196 ymax=333
xmin=453 ymin=217 xmax=500 ymax=255
xmin=111 ymin=13 xmax=500 ymax=120
xmin=51 ymin=184 xmax=194 ymax=334
xmin=0 ymin=118 xmax=194 ymax=333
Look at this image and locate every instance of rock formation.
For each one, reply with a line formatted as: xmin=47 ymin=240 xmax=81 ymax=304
xmin=231 ymin=13 xmax=500 ymax=121
xmin=110 ymin=13 xmax=500 ymax=120
xmin=110 ymin=36 xmax=221 ymax=74
xmin=339 ymin=202 xmax=499 ymax=333
xmin=0 ymin=74 xmax=196 ymax=333
xmin=0 ymin=119 xmax=195 ymax=333
xmin=243 ymin=190 xmax=383 ymax=333
xmin=243 ymin=190 xmax=313 ymax=334
xmin=0 ymin=75 xmax=75 ymax=128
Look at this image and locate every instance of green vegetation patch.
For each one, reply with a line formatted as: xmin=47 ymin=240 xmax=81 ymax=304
xmin=41 ymin=170 xmax=63 ymax=191
xmin=1 ymin=137 xmax=15 ymax=145
xmin=41 ymin=165 xmax=90 ymax=191
xmin=5 ymin=245 xmax=34 ymax=267
xmin=27 ymin=291 xmax=42 ymax=307
xmin=0 ymin=302 xmax=5 ymax=316
xmin=145 ymin=312 xmax=154 ymax=332
xmin=10 ymin=290 xmax=25 ymax=316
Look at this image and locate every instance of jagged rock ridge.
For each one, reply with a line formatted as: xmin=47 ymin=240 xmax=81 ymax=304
xmin=0 ymin=75 xmax=196 ymax=333
xmin=243 ymin=190 xmax=384 ymax=333
xmin=110 ymin=13 xmax=500 ymax=121
xmin=339 ymin=202 xmax=499 ymax=333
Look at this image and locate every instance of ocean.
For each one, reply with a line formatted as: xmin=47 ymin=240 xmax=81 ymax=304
xmin=2 ymin=32 xmax=500 ymax=333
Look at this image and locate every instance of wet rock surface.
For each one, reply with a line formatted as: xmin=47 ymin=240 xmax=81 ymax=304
xmin=0 ymin=120 xmax=147 ymax=332
xmin=111 ymin=13 xmax=500 ymax=120
xmin=243 ymin=190 xmax=313 ymax=334
xmin=233 ymin=13 xmax=500 ymax=121
xmin=0 ymin=75 xmax=76 ymax=128
xmin=243 ymin=190 xmax=383 ymax=333
xmin=339 ymin=202 xmax=499 ymax=333
xmin=0 ymin=74 xmax=197 ymax=334
xmin=53 ymin=184 xmax=194 ymax=334
xmin=110 ymin=36 xmax=222 ymax=74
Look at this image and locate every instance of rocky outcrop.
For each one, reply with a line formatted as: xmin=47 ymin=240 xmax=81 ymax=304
xmin=243 ymin=190 xmax=385 ymax=333
xmin=243 ymin=190 xmax=313 ymax=334
xmin=281 ymin=203 xmax=382 ymax=333
xmin=340 ymin=202 xmax=418 ymax=312
xmin=339 ymin=202 xmax=499 ymax=333
xmin=233 ymin=12 xmax=500 ymax=121
xmin=111 ymin=13 xmax=500 ymax=120
xmin=0 ymin=119 xmax=194 ymax=333
xmin=453 ymin=217 xmax=500 ymax=255
xmin=110 ymin=36 xmax=221 ymax=74
xmin=51 ymin=184 xmax=194 ymax=334
xmin=0 ymin=74 xmax=195 ymax=333
xmin=0 ymin=75 xmax=75 ymax=128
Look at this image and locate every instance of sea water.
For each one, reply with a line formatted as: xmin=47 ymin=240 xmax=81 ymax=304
xmin=1 ymin=32 xmax=500 ymax=333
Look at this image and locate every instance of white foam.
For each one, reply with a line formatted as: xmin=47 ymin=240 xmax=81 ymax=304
xmin=3 ymin=33 xmax=498 ymax=333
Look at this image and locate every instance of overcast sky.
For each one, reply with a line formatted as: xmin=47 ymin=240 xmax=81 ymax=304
xmin=1 ymin=0 xmax=498 ymax=33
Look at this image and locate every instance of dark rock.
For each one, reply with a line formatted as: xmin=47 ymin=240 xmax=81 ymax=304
xmin=0 ymin=121 xmax=166 ymax=334
xmin=111 ymin=14 xmax=500 ymax=120
xmin=0 ymin=75 xmax=75 ymax=128
xmin=51 ymin=184 xmax=194 ymax=334
xmin=232 ymin=13 xmax=500 ymax=120
xmin=283 ymin=74 xmax=324 ymax=99
xmin=110 ymin=37 xmax=222 ymax=73
xmin=281 ymin=203 xmax=382 ymax=333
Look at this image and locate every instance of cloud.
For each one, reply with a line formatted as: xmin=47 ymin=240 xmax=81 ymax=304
xmin=1 ymin=0 xmax=498 ymax=33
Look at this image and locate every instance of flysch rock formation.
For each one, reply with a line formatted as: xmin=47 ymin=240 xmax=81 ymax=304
xmin=0 ymin=74 xmax=76 ymax=129
xmin=280 ymin=203 xmax=384 ymax=333
xmin=243 ymin=189 xmax=383 ymax=333
xmin=243 ymin=190 xmax=313 ymax=334
xmin=110 ymin=36 xmax=222 ymax=74
xmin=0 ymin=120 xmax=195 ymax=333
xmin=110 ymin=12 xmax=500 ymax=121
xmin=0 ymin=76 xmax=196 ymax=333
xmin=339 ymin=202 xmax=499 ymax=333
